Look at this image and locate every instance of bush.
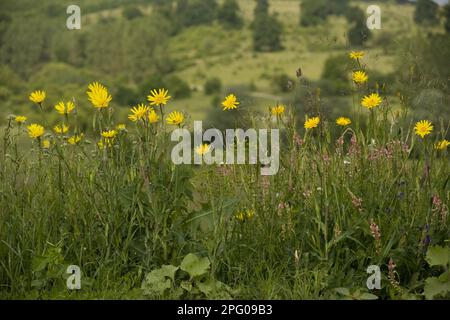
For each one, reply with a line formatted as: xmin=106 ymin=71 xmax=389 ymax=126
xmin=122 ymin=6 xmax=143 ymax=20
xmin=204 ymin=78 xmax=222 ymax=95
xmin=271 ymin=74 xmax=294 ymax=93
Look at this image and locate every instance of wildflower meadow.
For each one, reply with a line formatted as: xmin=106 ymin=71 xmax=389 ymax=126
xmin=0 ymin=50 xmax=448 ymax=300
xmin=0 ymin=0 xmax=449 ymax=303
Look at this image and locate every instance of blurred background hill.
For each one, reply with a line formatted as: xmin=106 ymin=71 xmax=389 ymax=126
xmin=0 ymin=0 xmax=449 ymax=130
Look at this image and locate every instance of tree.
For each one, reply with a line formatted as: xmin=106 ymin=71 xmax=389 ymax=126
xmin=300 ymin=0 xmax=330 ymax=26
xmin=254 ymin=0 xmax=269 ymax=16
xmin=252 ymin=0 xmax=282 ymax=52
xmin=444 ymin=5 xmax=450 ymax=34
xmin=414 ymin=0 xmax=439 ymax=26
xmin=218 ymin=0 xmax=243 ymax=29
xmin=345 ymin=7 xmax=371 ymax=46
xmin=175 ymin=0 xmax=218 ymax=27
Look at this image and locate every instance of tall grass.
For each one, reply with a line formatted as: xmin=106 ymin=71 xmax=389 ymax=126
xmin=0 ymin=53 xmax=448 ymax=300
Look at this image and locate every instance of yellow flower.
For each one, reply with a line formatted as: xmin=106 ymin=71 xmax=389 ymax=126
xmin=235 ymin=209 xmax=255 ymax=222
xmin=68 ymin=134 xmax=83 ymax=145
xmin=349 ymin=51 xmax=364 ymax=60
xmin=27 ymin=124 xmax=45 ymax=139
xmin=148 ymin=109 xmax=159 ymax=123
xmin=435 ymin=139 xmax=450 ymax=150
xmin=15 ymin=116 xmax=27 ymax=124
xmin=271 ymin=104 xmax=285 ymax=116
xmin=54 ymin=101 xmax=75 ymax=115
xmin=166 ymin=111 xmax=184 ymax=125
xmin=87 ymin=82 xmax=112 ymax=108
xmin=304 ymin=117 xmax=320 ymax=130
xmin=101 ymin=130 xmax=118 ymax=147
xmin=222 ymin=94 xmax=239 ymax=111
xmin=361 ymin=93 xmax=382 ymax=110
xmin=128 ymin=104 xmax=150 ymax=122
xmin=97 ymin=140 xmax=105 ymax=150
xmin=147 ymin=88 xmax=171 ymax=106
xmin=42 ymin=140 xmax=51 ymax=149
xmin=336 ymin=117 xmax=351 ymax=127
xmin=101 ymin=129 xmax=118 ymax=139
xmin=29 ymin=90 xmax=46 ymax=104
xmin=414 ymin=120 xmax=433 ymax=139
xmin=116 ymin=124 xmax=126 ymax=131
xmin=54 ymin=124 xmax=69 ymax=134
xmin=195 ymin=143 xmax=211 ymax=156
xmin=352 ymin=71 xmax=368 ymax=84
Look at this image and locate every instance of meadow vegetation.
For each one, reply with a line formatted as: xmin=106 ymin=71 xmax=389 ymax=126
xmin=0 ymin=0 xmax=449 ymax=299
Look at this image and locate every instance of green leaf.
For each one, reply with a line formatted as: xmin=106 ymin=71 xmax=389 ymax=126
xmin=423 ymin=277 xmax=450 ymax=300
xmin=180 ymin=253 xmax=210 ymax=278
xmin=334 ymin=287 xmax=350 ymax=296
xmin=426 ymin=246 xmax=450 ymax=267
xmin=31 ymin=255 xmax=49 ymax=272
xmin=141 ymin=265 xmax=179 ymax=296
xmin=360 ymin=293 xmax=379 ymax=300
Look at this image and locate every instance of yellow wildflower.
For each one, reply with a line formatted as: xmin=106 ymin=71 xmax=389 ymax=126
xmin=27 ymin=124 xmax=44 ymax=139
xmin=195 ymin=144 xmax=211 ymax=156
xmin=435 ymin=139 xmax=450 ymax=150
xmin=271 ymin=105 xmax=285 ymax=116
xmin=15 ymin=116 xmax=27 ymax=124
xmin=222 ymin=94 xmax=239 ymax=111
xmin=54 ymin=124 xmax=69 ymax=134
xmin=87 ymin=82 xmax=112 ymax=109
xmin=29 ymin=90 xmax=46 ymax=104
xmin=414 ymin=120 xmax=433 ymax=139
xmin=68 ymin=134 xmax=83 ymax=145
xmin=352 ymin=71 xmax=368 ymax=84
xmin=54 ymin=101 xmax=75 ymax=115
xmin=128 ymin=104 xmax=149 ymax=122
xmin=166 ymin=111 xmax=184 ymax=125
xmin=361 ymin=93 xmax=382 ymax=110
xmin=148 ymin=109 xmax=159 ymax=123
xmin=336 ymin=117 xmax=351 ymax=127
xmin=147 ymin=88 xmax=171 ymax=106
xmin=349 ymin=51 xmax=364 ymax=60
xmin=42 ymin=140 xmax=51 ymax=149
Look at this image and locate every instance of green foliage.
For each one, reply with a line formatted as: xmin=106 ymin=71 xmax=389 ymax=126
xmin=204 ymin=78 xmax=222 ymax=95
xmin=445 ymin=5 xmax=450 ymax=33
xmin=423 ymin=246 xmax=450 ymax=300
xmin=252 ymin=14 xmax=283 ymax=52
xmin=218 ymin=0 xmax=243 ymax=29
xmin=141 ymin=253 xmax=233 ymax=299
xmin=334 ymin=287 xmax=378 ymax=300
xmin=122 ymin=6 xmax=144 ymax=20
xmin=271 ymin=74 xmax=294 ymax=93
xmin=175 ymin=0 xmax=218 ymax=28
xmin=414 ymin=0 xmax=439 ymax=26
xmin=300 ymin=0 xmax=330 ymax=27
xmin=345 ymin=7 xmax=371 ymax=46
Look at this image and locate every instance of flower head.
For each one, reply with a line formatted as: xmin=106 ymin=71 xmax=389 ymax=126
xmin=414 ymin=120 xmax=433 ymax=139
xmin=361 ymin=93 xmax=382 ymax=110
xmin=68 ymin=134 xmax=83 ymax=145
xmin=435 ymin=139 xmax=450 ymax=150
xmin=195 ymin=143 xmax=211 ymax=156
xmin=271 ymin=104 xmax=285 ymax=116
xmin=304 ymin=117 xmax=320 ymax=130
xmin=349 ymin=51 xmax=364 ymax=60
xmin=336 ymin=117 xmax=351 ymax=127
xmin=15 ymin=116 xmax=27 ymax=124
xmin=148 ymin=109 xmax=159 ymax=123
xmin=29 ymin=90 xmax=46 ymax=104
xmin=352 ymin=71 xmax=368 ymax=84
xmin=53 ymin=124 xmax=69 ymax=134
xmin=27 ymin=124 xmax=44 ymax=139
xmin=148 ymin=88 xmax=171 ymax=106
xmin=101 ymin=129 xmax=118 ymax=140
xmin=42 ymin=140 xmax=51 ymax=149
xmin=116 ymin=124 xmax=126 ymax=131
xmin=166 ymin=111 xmax=184 ymax=125
xmin=87 ymin=82 xmax=112 ymax=108
xmin=222 ymin=94 xmax=239 ymax=111
xmin=235 ymin=209 xmax=255 ymax=222
xmin=128 ymin=104 xmax=150 ymax=122
xmin=54 ymin=101 xmax=75 ymax=115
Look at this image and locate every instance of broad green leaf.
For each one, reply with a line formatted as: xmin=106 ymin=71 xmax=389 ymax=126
xmin=334 ymin=287 xmax=350 ymax=296
xmin=180 ymin=253 xmax=210 ymax=278
xmin=426 ymin=246 xmax=449 ymax=267
xmin=141 ymin=265 xmax=179 ymax=296
xmin=424 ymin=277 xmax=450 ymax=300
xmin=360 ymin=293 xmax=379 ymax=300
